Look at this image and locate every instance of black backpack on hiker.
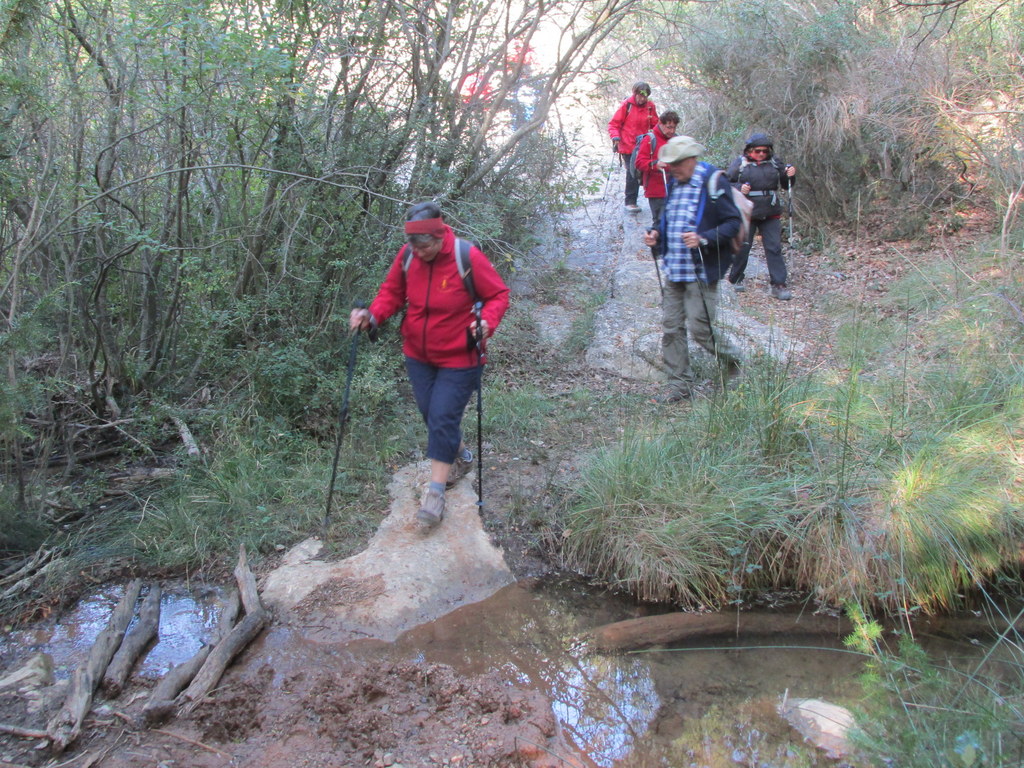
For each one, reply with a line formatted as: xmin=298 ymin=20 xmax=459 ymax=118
xmin=628 ymin=130 xmax=656 ymax=182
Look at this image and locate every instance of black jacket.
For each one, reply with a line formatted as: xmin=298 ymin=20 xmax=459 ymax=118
xmin=726 ymin=154 xmax=795 ymax=219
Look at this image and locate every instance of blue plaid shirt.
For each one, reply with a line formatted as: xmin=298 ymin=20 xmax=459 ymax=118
xmin=662 ymin=162 xmax=710 ymax=283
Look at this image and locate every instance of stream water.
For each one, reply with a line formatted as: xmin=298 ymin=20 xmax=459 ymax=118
xmin=5 ymin=576 xmax=1010 ymax=766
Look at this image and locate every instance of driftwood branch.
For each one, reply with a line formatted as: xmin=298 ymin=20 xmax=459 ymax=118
xmin=170 ymin=416 xmax=200 ymax=457
xmin=0 ymin=723 xmax=49 ymax=739
xmin=175 ymin=547 xmax=267 ymax=713
xmin=142 ymin=590 xmax=241 ymax=725
xmin=102 ymin=584 xmax=162 ymax=697
xmin=233 ymin=544 xmax=264 ymax=616
xmin=175 ymin=610 xmax=267 ymax=712
xmin=45 ymin=579 xmax=143 ymax=753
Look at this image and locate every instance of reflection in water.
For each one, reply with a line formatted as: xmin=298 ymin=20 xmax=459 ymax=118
xmin=390 ymin=578 xmax=865 ymax=766
xmin=0 ymin=583 xmax=223 ymax=680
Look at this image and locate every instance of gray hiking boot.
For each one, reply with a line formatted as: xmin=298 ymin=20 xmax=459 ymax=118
xmin=771 ymin=284 xmax=792 ymax=301
xmin=624 ymin=203 xmax=641 ymax=213
xmin=446 ymin=450 xmax=473 ymax=488
xmin=731 ymin=277 xmax=746 ymax=293
xmin=417 ymin=488 xmax=445 ymax=527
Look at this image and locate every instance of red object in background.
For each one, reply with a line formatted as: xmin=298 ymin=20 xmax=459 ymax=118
xmin=460 ymin=73 xmax=495 ymax=104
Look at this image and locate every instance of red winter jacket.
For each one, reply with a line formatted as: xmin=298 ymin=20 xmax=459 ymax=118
xmin=368 ymin=226 xmax=510 ymax=368
xmin=634 ymin=124 xmax=673 ymax=199
xmin=607 ymin=96 xmax=659 ymax=155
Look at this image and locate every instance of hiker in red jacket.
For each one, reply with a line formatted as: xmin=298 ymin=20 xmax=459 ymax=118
xmin=634 ymin=110 xmax=679 ymax=227
xmin=608 ymin=82 xmax=659 ymax=213
xmin=350 ymin=202 xmax=510 ymax=527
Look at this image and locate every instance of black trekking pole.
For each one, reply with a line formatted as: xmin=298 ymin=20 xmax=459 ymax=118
xmin=323 ymin=304 xmax=369 ymax=528
xmin=786 ymin=168 xmax=794 ymax=245
xmin=647 ymin=230 xmax=664 ymax=297
xmin=472 ymin=302 xmax=486 ymax=510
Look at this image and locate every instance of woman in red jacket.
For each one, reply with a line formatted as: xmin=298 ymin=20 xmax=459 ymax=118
xmin=350 ymin=202 xmax=510 ymax=527
xmin=607 ymin=81 xmax=659 ymax=212
xmin=634 ymin=110 xmax=679 ymax=227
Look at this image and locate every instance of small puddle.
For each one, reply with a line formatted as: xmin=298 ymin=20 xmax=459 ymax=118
xmin=0 ymin=583 xmax=224 ymax=680
xmin=1 ymin=577 xmax=1009 ymax=766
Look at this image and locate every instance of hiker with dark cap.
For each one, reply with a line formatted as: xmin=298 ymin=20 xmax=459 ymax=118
xmin=643 ymin=136 xmax=744 ymax=402
xmin=608 ymin=82 xmax=659 ymax=213
xmin=726 ymin=133 xmax=797 ymax=300
xmin=350 ymin=202 xmax=510 ymax=527
xmin=634 ymin=110 xmax=679 ymax=227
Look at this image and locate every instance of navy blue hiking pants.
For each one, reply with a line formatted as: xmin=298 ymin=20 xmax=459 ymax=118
xmin=405 ymin=357 xmax=480 ymax=465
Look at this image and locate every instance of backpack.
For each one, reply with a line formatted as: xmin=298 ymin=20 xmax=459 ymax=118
xmin=401 ymin=237 xmax=477 ymax=301
xmin=704 ymin=169 xmax=753 ymax=255
xmin=628 ymin=130 xmax=656 ymax=181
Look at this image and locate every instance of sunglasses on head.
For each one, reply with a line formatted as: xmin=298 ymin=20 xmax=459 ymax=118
xmin=637 ymin=90 xmax=650 ymax=97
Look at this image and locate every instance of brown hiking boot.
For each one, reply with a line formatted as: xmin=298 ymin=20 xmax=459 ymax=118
xmin=446 ymin=450 xmax=473 ymax=488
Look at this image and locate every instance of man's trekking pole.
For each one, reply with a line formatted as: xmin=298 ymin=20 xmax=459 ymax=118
xmin=323 ymin=304 xmax=370 ymax=528
xmin=786 ymin=168 xmax=794 ymax=245
xmin=647 ymin=230 xmax=664 ymax=297
xmin=693 ymin=244 xmax=728 ymax=388
xmin=472 ymin=302 xmax=486 ymax=510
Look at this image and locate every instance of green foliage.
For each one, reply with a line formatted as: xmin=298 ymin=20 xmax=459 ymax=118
xmin=564 ymin=241 xmax=1024 ymax=611
xmin=654 ymin=0 xmax=1022 ymax=229
xmin=846 ymin=604 xmax=1024 ymax=767
xmin=127 ymin=419 xmax=379 ymax=567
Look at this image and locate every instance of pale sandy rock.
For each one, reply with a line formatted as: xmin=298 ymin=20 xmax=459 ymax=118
xmin=778 ymin=696 xmax=856 ymax=759
xmin=261 ymin=463 xmax=513 ymax=643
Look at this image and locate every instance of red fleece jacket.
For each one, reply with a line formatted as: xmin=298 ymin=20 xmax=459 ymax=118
xmin=368 ymin=226 xmax=510 ymax=368
xmin=607 ymin=96 xmax=659 ymax=155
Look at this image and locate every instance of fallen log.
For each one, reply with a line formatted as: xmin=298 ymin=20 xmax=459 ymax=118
xmin=175 ymin=610 xmax=268 ymax=713
xmin=102 ymin=584 xmax=162 ymax=698
xmin=588 ymin=610 xmax=852 ymax=653
xmin=233 ymin=544 xmax=264 ymax=616
xmin=45 ymin=579 xmax=143 ymax=753
xmin=142 ymin=590 xmax=241 ymax=725
xmin=175 ymin=546 xmax=268 ymax=713
xmin=170 ymin=416 xmax=200 ymax=457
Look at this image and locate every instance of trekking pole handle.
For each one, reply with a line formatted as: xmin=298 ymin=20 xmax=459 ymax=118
xmin=352 ymin=300 xmax=378 ymax=342
xmin=472 ymin=302 xmax=486 ymax=355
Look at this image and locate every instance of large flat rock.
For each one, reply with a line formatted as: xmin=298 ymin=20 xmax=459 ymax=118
xmin=261 ymin=463 xmax=513 ymax=644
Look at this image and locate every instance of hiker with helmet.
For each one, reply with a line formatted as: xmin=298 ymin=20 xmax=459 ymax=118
xmin=642 ymin=136 xmax=744 ymax=402
xmin=350 ymin=202 xmax=510 ymax=527
xmin=726 ymin=133 xmax=797 ymax=300
xmin=608 ymin=81 xmax=659 ymax=213
xmin=634 ymin=110 xmax=679 ymax=227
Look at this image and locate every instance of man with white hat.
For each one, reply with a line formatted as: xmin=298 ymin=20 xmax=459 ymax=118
xmin=643 ymin=136 xmax=744 ymax=402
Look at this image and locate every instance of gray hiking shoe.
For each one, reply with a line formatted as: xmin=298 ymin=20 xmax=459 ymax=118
xmin=446 ymin=450 xmax=473 ymax=488
xmin=624 ymin=203 xmax=641 ymax=213
xmin=771 ymin=284 xmax=792 ymax=301
xmin=417 ymin=488 xmax=445 ymax=527
xmin=731 ymin=277 xmax=746 ymax=293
